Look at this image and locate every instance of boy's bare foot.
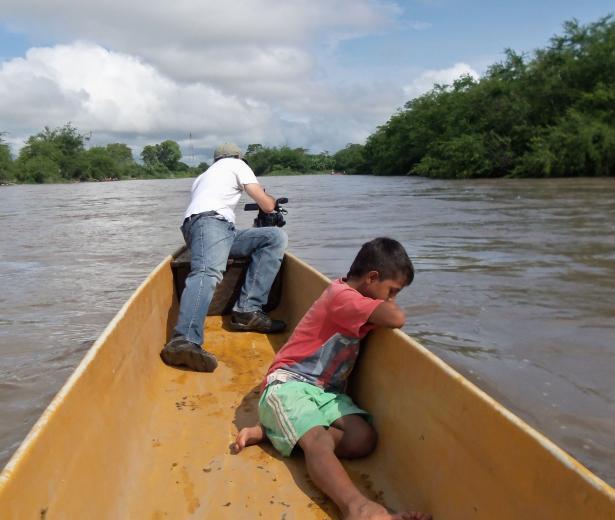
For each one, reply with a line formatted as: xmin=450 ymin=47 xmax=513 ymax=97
xmin=345 ymin=499 xmax=432 ymax=520
xmin=230 ymin=424 xmax=265 ymax=454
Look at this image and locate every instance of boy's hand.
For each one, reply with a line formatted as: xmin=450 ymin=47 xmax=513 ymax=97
xmin=368 ymin=301 xmax=406 ymax=329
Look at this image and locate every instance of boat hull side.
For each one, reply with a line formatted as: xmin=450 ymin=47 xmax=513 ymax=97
xmin=0 ymin=255 xmax=179 ymax=517
xmin=351 ymin=327 xmax=615 ymax=519
xmin=272 ymin=252 xmax=615 ymax=518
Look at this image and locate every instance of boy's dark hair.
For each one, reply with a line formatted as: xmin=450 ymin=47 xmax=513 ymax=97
xmin=346 ymin=237 xmax=414 ymax=286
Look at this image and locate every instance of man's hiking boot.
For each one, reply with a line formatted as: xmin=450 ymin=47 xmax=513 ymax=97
xmin=229 ymin=310 xmax=286 ymax=334
xmin=160 ymin=336 xmax=218 ymax=372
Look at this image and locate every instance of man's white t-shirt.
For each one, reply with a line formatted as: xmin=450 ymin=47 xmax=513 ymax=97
xmin=184 ymin=158 xmax=258 ymax=224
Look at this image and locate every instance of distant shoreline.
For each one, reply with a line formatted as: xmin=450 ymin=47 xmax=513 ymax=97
xmin=4 ymin=172 xmax=615 ymax=186
xmin=0 ymin=169 xmax=336 ymax=185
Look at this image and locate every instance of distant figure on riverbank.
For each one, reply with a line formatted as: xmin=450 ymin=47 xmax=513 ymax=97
xmin=232 ymin=238 xmax=430 ymax=520
xmin=160 ymin=143 xmax=288 ymax=373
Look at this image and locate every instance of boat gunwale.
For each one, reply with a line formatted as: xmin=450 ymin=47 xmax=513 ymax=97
xmin=381 ymin=326 xmax=615 ymax=497
xmin=0 ymin=253 xmax=174 ymax=487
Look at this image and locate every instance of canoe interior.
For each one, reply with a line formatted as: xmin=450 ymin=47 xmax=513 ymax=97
xmin=0 ymin=252 xmax=613 ymax=518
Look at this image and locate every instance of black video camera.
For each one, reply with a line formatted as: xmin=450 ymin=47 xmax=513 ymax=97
xmin=244 ymin=197 xmax=288 ymax=228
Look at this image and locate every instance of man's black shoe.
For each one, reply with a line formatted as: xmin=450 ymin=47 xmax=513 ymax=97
xmin=160 ymin=336 xmax=218 ymax=372
xmin=229 ymin=310 xmax=286 ymax=333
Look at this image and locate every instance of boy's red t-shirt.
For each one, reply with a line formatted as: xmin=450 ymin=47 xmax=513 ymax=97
xmin=263 ymin=279 xmax=383 ymax=393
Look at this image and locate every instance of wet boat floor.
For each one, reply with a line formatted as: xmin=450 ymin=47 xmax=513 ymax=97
xmin=129 ymin=316 xmax=385 ymax=519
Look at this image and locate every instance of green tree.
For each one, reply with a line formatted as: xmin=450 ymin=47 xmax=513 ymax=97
xmin=363 ymin=15 xmax=615 ymax=178
xmin=103 ymin=143 xmax=141 ymax=178
xmin=16 ymin=124 xmax=88 ymax=181
xmin=245 ymin=144 xmax=274 ymax=175
xmin=0 ymin=134 xmax=13 ymax=183
xmin=309 ymin=151 xmax=335 ymax=172
xmin=141 ymin=140 xmax=182 ymax=171
xmin=84 ymin=147 xmax=117 ymax=180
xmin=16 ymin=156 xmax=61 ymax=183
xmin=157 ymin=140 xmax=182 ymax=170
xmin=272 ymin=146 xmax=309 ymax=173
xmin=246 ymin=144 xmax=344 ymax=176
xmin=141 ymin=144 xmax=160 ymax=167
xmin=246 ymin=143 xmax=264 ymax=155
xmin=106 ymin=143 xmax=133 ymax=164
xmin=196 ymin=161 xmax=210 ymax=172
xmin=333 ymin=144 xmax=368 ymax=174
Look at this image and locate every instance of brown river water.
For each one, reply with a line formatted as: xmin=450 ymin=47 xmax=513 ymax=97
xmin=0 ymin=175 xmax=614 ymax=484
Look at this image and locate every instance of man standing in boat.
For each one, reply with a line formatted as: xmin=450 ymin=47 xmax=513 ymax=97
xmin=160 ymin=143 xmax=287 ymax=372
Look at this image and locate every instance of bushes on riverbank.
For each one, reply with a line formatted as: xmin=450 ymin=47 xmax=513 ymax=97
xmin=244 ymin=144 xmax=336 ymax=176
xmin=357 ymin=15 xmax=615 ymax=178
xmin=0 ymin=127 xmax=342 ymax=183
xmin=243 ymin=143 xmax=368 ymax=176
xmin=0 ymin=125 xmax=202 ymax=184
xmin=0 ymin=137 xmax=12 ymax=184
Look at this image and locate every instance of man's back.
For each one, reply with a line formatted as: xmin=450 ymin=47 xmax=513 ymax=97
xmin=184 ymin=158 xmax=257 ymax=223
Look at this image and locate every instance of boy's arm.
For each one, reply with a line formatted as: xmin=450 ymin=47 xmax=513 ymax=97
xmin=367 ymin=301 xmax=406 ymax=329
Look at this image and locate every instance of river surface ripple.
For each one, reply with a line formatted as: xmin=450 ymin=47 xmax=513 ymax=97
xmin=1 ymin=175 xmax=614 ymax=484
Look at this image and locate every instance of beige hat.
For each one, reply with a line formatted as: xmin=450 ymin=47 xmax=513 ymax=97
xmin=214 ymin=143 xmax=242 ymax=160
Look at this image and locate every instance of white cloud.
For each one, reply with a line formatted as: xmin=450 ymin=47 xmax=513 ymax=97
xmin=0 ymin=1 xmax=452 ymax=159
xmin=151 ymin=45 xmax=314 ymax=87
xmin=2 ymin=0 xmax=396 ymax=85
xmin=0 ymin=43 xmax=275 ymax=150
xmin=0 ymin=41 xmax=403 ymax=161
xmin=403 ymin=62 xmax=480 ymax=100
xmin=3 ymin=0 xmax=394 ymax=43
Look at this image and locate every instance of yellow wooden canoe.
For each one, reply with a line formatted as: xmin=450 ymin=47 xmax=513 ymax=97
xmin=0 ymin=251 xmax=613 ymax=519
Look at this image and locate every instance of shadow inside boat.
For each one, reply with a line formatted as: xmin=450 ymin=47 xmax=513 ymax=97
xmin=219 ymin=315 xmax=289 ymax=355
xmin=231 ymin=383 xmax=339 ymax=518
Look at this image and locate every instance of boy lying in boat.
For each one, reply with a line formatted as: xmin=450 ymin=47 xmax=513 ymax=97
xmin=231 ymin=237 xmax=431 ymax=520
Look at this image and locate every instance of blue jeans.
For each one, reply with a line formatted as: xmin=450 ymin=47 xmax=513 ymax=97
xmin=174 ymin=214 xmax=288 ymax=346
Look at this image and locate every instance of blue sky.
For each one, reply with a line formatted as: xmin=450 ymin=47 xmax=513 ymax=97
xmin=322 ymin=1 xmax=613 ymax=80
xmin=0 ymin=1 xmax=612 ymax=160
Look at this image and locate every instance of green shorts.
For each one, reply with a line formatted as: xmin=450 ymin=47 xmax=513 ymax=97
xmin=258 ymin=380 xmax=370 ymax=457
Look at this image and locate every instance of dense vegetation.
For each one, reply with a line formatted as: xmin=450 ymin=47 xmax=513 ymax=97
xmin=244 ymin=144 xmax=337 ymax=176
xmin=242 ymin=143 xmax=370 ymax=176
xmin=0 ymin=127 xmax=346 ymax=184
xmin=2 ymin=15 xmax=613 ymax=184
xmin=356 ymin=16 xmax=615 ymax=178
xmin=0 ymin=125 xmax=206 ymax=184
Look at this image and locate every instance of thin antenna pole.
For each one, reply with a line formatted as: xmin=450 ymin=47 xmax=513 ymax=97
xmin=189 ymin=132 xmax=195 ymax=164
